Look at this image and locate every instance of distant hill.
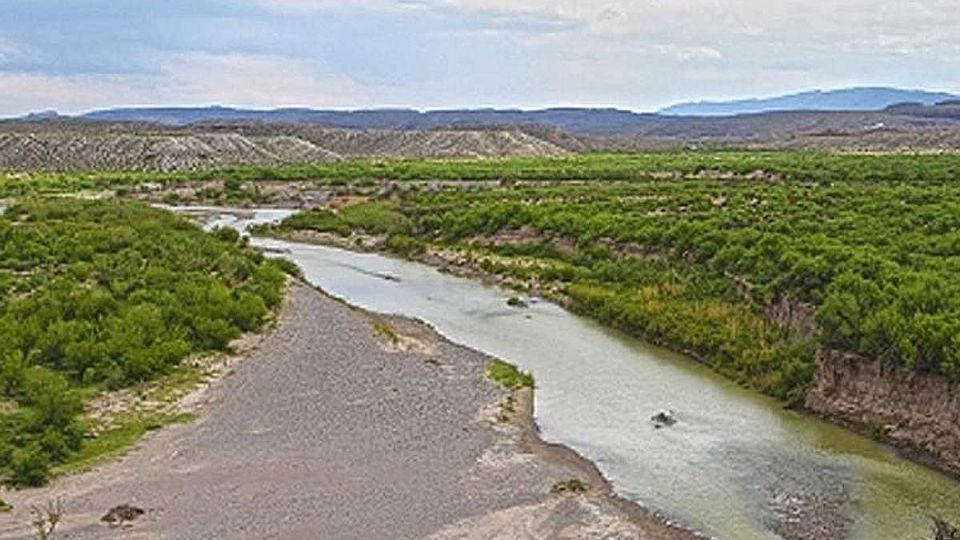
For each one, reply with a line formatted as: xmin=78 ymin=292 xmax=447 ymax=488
xmin=14 ymin=89 xmax=960 ymax=141
xmin=659 ymin=87 xmax=959 ymax=116
xmin=76 ymin=107 xmax=653 ymax=136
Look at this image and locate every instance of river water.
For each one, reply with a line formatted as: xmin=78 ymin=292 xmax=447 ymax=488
xmin=189 ymin=207 xmax=960 ymax=540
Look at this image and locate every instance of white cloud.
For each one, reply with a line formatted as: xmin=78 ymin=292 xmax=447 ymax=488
xmin=262 ymin=0 xmax=960 ymax=58
xmin=152 ymin=52 xmax=376 ymax=106
xmin=0 ymin=52 xmax=378 ymax=115
xmin=651 ymin=46 xmax=723 ymax=62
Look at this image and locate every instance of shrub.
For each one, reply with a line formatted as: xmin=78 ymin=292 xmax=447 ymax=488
xmin=486 ymin=359 xmax=534 ymax=390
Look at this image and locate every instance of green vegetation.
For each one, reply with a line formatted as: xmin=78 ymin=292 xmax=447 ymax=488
xmin=371 ymin=319 xmax=400 ymax=345
xmin=4 ymin=150 xmax=960 ymax=485
xmin=273 ymin=208 xmax=352 ymax=235
xmin=396 ymin=176 xmax=960 ymax=385
xmin=486 ymin=359 xmax=535 ymax=390
xmin=262 ymin=201 xmax=412 ymax=238
xmin=258 ymin=152 xmax=960 ymax=405
xmin=6 ymin=151 xmax=960 ymax=198
xmin=53 ymin=411 xmax=195 ymax=477
xmin=0 ymin=200 xmax=288 ymax=486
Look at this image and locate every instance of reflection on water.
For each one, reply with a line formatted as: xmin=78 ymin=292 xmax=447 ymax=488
xmin=185 ymin=207 xmax=960 ymax=540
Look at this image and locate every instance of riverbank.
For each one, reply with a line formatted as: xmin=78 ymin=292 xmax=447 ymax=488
xmin=260 ymin=227 xmax=960 ymax=484
xmin=0 ymin=281 xmax=700 ymax=540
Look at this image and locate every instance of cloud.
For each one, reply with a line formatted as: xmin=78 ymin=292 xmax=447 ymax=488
xmin=651 ymin=46 xmax=723 ymax=62
xmin=0 ymin=37 xmax=27 ymax=65
xmin=0 ymin=0 xmax=959 ymax=115
xmin=152 ymin=52 xmax=376 ymax=106
xmin=0 ymin=52 xmax=378 ymax=115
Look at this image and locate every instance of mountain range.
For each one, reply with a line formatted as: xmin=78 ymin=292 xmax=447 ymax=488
xmin=659 ymin=87 xmax=957 ymax=116
xmin=13 ymin=87 xmax=960 ymax=137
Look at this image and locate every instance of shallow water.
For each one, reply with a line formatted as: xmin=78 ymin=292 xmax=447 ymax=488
xmin=192 ymin=207 xmax=960 ymax=540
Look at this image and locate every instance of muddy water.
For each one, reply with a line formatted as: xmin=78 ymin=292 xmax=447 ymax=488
xmin=193 ymin=208 xmax=960 ymax=540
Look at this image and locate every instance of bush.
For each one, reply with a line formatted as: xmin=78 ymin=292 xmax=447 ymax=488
xmin=486 ymin=360 xmax=534 ymax=390
xmin=0 ymin=200 xmax=286 ymax=486
xmin=212 ymin=226 xmax=240 ymax=244
xmin=278 ymin=209 xmax=350 ymax=235
xmin=8 ymin=447 xmax=50 ymax=487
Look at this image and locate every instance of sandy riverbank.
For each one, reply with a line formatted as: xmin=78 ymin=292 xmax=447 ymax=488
xmin=0 ymin=281 xmax=700 ymax=540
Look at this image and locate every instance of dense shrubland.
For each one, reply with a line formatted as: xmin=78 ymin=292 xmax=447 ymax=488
xmin=265 ymin=154 xmax=960 ymax=402
xmin=0 ymin=200 xmax=287 ymax=486
xmin=5 ymin=151 xmax=960 ymax=198
xmin=398 ymin=178 xmax=960 ymax=384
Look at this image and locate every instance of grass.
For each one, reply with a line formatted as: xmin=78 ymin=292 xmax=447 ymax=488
xmin=52 ymin=411 xmax=195 ymax=477
xmin=142 ymin=364 xmax=207 ymax=403
xmin=48 ymin=348 xmax=240 ymax=478
xmin=486 ymin=359 xmax=535 ymax=390
xmin=372 ymin=319 xmax=400 ymax=345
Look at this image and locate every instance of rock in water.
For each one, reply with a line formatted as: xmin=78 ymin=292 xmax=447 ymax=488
xmin=507 ymin=296 xmax=529 ymax=308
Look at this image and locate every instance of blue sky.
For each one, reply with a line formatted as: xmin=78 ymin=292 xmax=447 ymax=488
xmin=0 ymin=0 xmax=957 ymax=115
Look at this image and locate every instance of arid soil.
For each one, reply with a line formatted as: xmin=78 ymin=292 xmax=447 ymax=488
xmin=5 ymin=110 xmax=960 ymax=173
xmin=0 ymin=126 xmax=568 ymax=172
xmin=0 ymin=282 xmax=698 ymax=540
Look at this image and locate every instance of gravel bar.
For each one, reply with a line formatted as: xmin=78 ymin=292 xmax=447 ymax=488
xmin=0 ymin=282 xmax=700 ymax=540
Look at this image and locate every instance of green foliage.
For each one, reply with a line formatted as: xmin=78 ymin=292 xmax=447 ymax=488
xmin=486 ymin=359 xmax=535 ymax=390
xmin=378 ymin=170 xmax=960 ymax=390
xmin=211 ymin=226 xmax=241 ymax=245
xmin=384 ymin=234 xmax=424 ymax=257
xmin=271 ymin=201 xmax=412 ymax=238
xmin=339 ymin=202 xmax=412 ymax=235
xmin=11 ymin=151 xmax=960 ymax=198
xmin=230 ymin=153 xmax=960 ymax=403
xmin=0 ymin=199 xmax=286 ymax=486
xmin=277 ymin=208 xmax=351 ymax=235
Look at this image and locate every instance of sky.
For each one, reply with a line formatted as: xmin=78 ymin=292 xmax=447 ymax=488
xmin=0 ymin=0 xmax=958 ymax=116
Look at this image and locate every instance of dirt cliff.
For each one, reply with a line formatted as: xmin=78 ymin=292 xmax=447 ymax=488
xmin=806 ymin=348 xmax=960 ymax=477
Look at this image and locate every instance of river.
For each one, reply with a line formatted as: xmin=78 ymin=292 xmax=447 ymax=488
xmin=187 ymin=207 xmax=960 ymax=540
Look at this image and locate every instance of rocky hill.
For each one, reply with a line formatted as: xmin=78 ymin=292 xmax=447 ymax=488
xmin=0 ymin=124 xmax=568 ymax=172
